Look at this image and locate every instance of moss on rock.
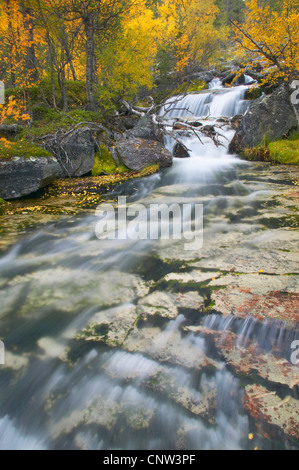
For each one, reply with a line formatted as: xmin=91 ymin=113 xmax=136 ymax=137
xmin=0 ymin=138 xmax=52 ymax=160
xmin=92 ymin=145 xmax=128 ymax=176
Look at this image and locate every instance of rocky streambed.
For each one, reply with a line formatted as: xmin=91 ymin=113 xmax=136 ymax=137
xmin=0 ymin=159 xmax=298 ymax=450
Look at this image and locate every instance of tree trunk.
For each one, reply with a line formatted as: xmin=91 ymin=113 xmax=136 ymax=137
xmin=61 ymin=27 xmax=77 ymax=81
xmin=84 ymin=16 xmax=97 ymax=111
xmin=20 ymin=2 xmax=38 ymax=83
xmin=59 ymin=55 xmax=68 ymax=111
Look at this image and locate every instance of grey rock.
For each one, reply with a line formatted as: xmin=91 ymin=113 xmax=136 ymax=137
xmin=44 ymin=127 xmax=96 ymax=177
xmin=115 ymin=135 xmax=173 ymax=171
xmin=0 ymin=156 xmax=60 ymax=200
xmin=173 ymin=142 xmax=190 ymax=158
xmin=190 ymin=71 xmax=214 ymax=83
xmin=229 ymin=85 xmax=298 ymax=153
xmin=128 ymin=115 xmax=163 ymax=142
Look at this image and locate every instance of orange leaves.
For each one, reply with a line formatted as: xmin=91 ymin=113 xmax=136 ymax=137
xmin=0 ymin=96 xmax=30 ymax=124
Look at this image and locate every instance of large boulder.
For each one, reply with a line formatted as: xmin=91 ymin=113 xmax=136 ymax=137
xmin=44 ymin=127 xmax=96 ymax=177
xmin=115 ymin=135 xmax=173 ymax=171
xmin=128 ymin=115 xmax=163 ymax=142
xmin=0 ymin=156 xmax=60 ymax=200
xmin=229 ymin=85 xmax=298 ymax=153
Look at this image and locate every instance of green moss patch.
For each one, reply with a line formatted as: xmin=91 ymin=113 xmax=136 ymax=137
xmin=92 ymin=145 xmax=128 ymax=176
xmin=25 ymin=106 xmax=103 ymax=139
xmin=268 ymin=138 xmax=299 ymax=165
xmin=0 ymin=139 xmax=52 ymax=160
xmin=244 ymin=86 xmax=262 ymax=100
xmin=243 ymin=134 xmax=299 ymax=166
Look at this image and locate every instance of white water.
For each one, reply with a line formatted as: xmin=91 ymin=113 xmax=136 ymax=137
xmin=0 ymin=83 xmax=297 ymax=450
xmin=160 ymin=85 xmax=249 ymax=119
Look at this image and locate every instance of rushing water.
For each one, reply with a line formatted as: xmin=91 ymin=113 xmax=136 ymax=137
xmin=0 ymin=82 xmax=298 ymax=450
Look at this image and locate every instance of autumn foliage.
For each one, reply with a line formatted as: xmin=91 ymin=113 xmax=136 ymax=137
xmin=231 ymin=0 xmax=299 ymax=84
xmin=0 ymin=0 xmax=225 ymax=118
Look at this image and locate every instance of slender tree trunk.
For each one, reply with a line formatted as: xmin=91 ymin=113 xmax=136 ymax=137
xmin=20 ymin=2 xmax=38 ymax=83
xmin=61 ymin=31 xmax=77 ymax=82
xmin=59 ymin=52 xmax=68 ymax=111
xmin=5 ymin=0 xmax=16 ymax=87
xmin=47 ymin=34 xmax=58 ymax=111
xmin=84 ymin=15 xmax=97 ymax=111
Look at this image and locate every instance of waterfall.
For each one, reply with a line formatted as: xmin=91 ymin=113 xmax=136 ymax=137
xmin=159 ymin=85 xmax=249 ymax=119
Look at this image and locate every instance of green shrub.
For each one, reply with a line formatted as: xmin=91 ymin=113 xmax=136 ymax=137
xmin=66 ymin=81 xmax=87 ymax=107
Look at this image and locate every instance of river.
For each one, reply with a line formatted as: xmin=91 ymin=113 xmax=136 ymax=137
xmin=0 ymin=81 xmax=298 ymax=450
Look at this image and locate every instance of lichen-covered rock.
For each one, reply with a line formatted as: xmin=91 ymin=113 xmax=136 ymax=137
xmin=0 ymin=156 xmax=60 ymax=199
xmin=128 ymin=115 xmax=163 ymax=142
xmin=115 ymin=135 xmax=173 ymax=171
xmin=243 ymin=384 xmax=299 ymax=441
xmin=209 ymin=273 xmax=299 ymax=323
xmin=77 ymin=304 xmax=138 ymax=346
xmin=123 ymin=324 xmax=216 ymax=370
xmin=187 ymin=325 xmax=299 ymax=388
xmin=137 ymin=291 xmax=178 ymax=319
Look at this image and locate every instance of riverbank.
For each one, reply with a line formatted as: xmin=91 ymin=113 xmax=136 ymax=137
xmin=0 ymin=165 xmax=159 ymax=251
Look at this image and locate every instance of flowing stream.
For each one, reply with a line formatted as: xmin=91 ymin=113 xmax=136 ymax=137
xmin=0 ymin=82 xmax=298 ymax=450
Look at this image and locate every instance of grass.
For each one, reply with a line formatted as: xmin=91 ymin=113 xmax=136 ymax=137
xmin=243 ymin=133 xmax=299 ymax=166
xmin=268 ymin=133 xmax=299 ymax=165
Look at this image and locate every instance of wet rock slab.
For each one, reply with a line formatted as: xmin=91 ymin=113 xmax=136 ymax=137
xmin=186 ymin=325 xmax=299 ymax=389
xmin=123 ymin=322 xmax=216 ymax=371
xmin=1 ymin=268 xmax=149 ymax=316
xmin=77 ymin=304 xmax=138 ymax=346
xmin=209 ymin=273 xmax=299 ymax=323
xmin=243 ymin=384 xmax=299 ymax=441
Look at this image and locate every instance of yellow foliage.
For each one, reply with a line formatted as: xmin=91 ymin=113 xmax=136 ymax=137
xmin=157 ymin=0 xmax=224 ymax=73
xmin=232 ymin=0 xmax=299 ymax=83
xmin=0 ymin=96 xmax=30 ymax=124
xmin=98 ymin=4 xmax=162 ymax=102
